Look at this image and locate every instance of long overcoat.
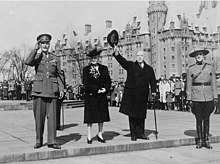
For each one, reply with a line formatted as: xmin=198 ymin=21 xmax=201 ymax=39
xmin=83 ymin=63 xmax=111 ymax=123
xmin=114 ymin=54 xmax=156 ymax=119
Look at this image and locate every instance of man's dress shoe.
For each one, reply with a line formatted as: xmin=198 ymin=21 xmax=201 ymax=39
xmin=48 ymin=144 xmax=61 ymax=149
xmin=34 ymin=143 xmax=42 ymax=149
xmin=131 ymin=136 xmax=137 ymax=141
xmin=137 ymin=134 xmax=150 ymax=140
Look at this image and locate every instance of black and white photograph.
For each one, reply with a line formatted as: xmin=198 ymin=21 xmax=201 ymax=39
xmin=0 ymin=0 xmax=220 ymax=163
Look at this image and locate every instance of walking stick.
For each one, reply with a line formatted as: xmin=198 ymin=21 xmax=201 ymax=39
xmin=62 ymin=100 xmax=64 ymax=130
xmin=152 ymin=96 xmax=158 ymax=139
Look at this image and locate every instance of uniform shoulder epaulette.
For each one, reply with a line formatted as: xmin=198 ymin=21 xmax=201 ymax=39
xmin=189 ymin=64 xmax=195 ymax=68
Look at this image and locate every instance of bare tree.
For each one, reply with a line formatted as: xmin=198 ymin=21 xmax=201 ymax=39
xmin=0 ymin=44 xmax=34 ymax=81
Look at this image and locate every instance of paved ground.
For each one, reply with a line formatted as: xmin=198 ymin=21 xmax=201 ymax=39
xmin=0 ymin=100 xmax=220 ymax=163
xmin=9 ymin=143 xmax=220 ymax=164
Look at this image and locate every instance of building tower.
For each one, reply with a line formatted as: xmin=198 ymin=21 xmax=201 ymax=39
xmin=147 ymin=1 xmax=168 ymax=78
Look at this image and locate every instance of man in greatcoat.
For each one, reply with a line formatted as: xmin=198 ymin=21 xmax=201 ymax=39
xmin=113 ymin=48 xmax=156 ymax=141
xmin=24 ymin=33 xmax=64 ymax=149
xmin=186 ymin=47 xmax=217 ymax=149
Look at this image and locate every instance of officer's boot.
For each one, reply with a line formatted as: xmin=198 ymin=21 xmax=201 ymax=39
xmin=203 ymin=119 xmax=212 ymax=149
xmin=196 ymin=125 xmax=202 ymax=149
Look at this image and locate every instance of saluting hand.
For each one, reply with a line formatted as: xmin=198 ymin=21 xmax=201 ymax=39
xmin=187 ymin=100 xmax=193 ymax=108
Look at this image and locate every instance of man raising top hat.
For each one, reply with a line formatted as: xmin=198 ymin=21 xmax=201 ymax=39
xmin=108 ymin=29 xmax=157 ymax=141
xmin=24 ymin=33 xmax=65 ymax=149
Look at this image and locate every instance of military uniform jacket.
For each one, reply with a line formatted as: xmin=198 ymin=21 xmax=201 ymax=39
xmin=24 ymin=50 xmax=64 ymax=98
xmin=186 ymin=62 xmax=217 ymax=101
xmin=114 ymin=53 xmax=156 ymax=119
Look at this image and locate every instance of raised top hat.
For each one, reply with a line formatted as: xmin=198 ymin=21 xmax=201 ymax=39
xmin=37 ymin=34 xmax=52 ymax=43
xmin=189 ymin=47 xmax=209 ymax=57
xmin=87 ymin=48 xmax=102 ymax=58
xmin=107 ymin=30 xmax=119 ymax=48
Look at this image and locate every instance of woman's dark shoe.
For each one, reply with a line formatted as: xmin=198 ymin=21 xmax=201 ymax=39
xmin=48 ymin=144 xmax=61 ymax=149
xmin=97 ymin=135 xmax=106 ymax=143
xmin=87 ymin=138 xmax=93 ymax=144
xmin=34 ymin=143 xmax=42 ymax=149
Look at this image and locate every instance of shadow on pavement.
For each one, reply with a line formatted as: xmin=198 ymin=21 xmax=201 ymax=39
xmin=63 ymin=123 xmax=79 ymax=130
xmin=57 ymin=133 xmax=81 ymax=145
xmin=102 ymin=131 xmax=120 ymax=141
xmin=123 ymin=129 xmax=155 ymax=137
xmin=184 ymin=129 xmax=212 ymax=137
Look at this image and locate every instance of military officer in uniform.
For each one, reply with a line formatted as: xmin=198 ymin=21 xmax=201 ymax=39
xmin=186 ymin=47 xmax=218 ymax=149
xmin=24 ymin=34 xmax=64 ymax=149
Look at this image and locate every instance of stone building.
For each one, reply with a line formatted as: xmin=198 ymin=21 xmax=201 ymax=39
xmin=55 ymin=1 xmax=220 ymax=87
xmin=55 ymin=17 xmax=151 ymax=87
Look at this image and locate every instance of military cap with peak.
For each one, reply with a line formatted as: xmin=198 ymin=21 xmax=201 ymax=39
xmin=37 ymin=34 xmax=52 ymax=43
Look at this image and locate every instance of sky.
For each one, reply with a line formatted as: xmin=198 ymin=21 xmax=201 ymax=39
xmin=0 ymin=0 xmax=218 ymax=52
xmin=0 ymin=0 xmax=149 ymax=51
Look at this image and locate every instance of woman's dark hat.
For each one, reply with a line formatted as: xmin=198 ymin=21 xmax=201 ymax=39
xmin=37 ymin=34 xmax=52 ymax=43
xmin=107 ymin=30 xmax=119 ymax=47
xmin=87 ymin=48 xmax=102 ymax=57
xmin=189 ymin=47 xmax=209 ymax=57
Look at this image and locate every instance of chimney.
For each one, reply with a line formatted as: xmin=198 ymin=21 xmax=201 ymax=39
xmin=85 ymin=24 xmax=92 ymax=36
xmin=106 ymin=20 xmax=112 ymax=29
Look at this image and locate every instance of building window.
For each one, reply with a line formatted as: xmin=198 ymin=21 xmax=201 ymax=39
xmin=172 ymin=56 xmax=175 ymax=60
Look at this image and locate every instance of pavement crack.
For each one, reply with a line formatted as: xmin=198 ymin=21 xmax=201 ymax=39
xmin=0 ymin=130 xmax=29 ymax=143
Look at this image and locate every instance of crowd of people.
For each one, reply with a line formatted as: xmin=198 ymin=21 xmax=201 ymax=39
xmin=108 ymin=75 xmax=189 ymax=112
xmin=0 ymin=78 xmax=33 ymax=101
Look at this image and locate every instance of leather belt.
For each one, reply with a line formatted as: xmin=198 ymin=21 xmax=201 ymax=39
xmin=193 ymin=82 xmax=211 ymax=86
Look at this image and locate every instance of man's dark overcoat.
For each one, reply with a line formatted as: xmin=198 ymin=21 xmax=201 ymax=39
xmin=114 ymin=54 xmax=156 ymax=119
xmin=83 ymin=63 xmax=111 ymax=123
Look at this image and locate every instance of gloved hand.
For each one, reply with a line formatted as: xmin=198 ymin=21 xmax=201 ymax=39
xmin=214 ymin=98 xmax=218 ymax=106
xmin=187 ymin=100 xmax=193 ymax=108
xmin=152 ymin=92 xmax=156 ymax=100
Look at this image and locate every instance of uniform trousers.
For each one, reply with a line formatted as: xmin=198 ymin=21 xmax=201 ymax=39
xmin=129 ymin=116 xmax=145 ymax=137
xmin=33 ymin=97 xmax=57 ymax=145
xmin=216 ymin=95 xmax=220 ymax=113
xmin=56 ymin=99 xmax=63 ymax=129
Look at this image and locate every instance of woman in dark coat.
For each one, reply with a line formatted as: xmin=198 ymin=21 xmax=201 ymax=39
xmin=83 ymin=48 xmax=111 ymax=144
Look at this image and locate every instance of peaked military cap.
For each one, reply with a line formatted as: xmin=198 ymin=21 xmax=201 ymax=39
xmin=107 ymin=30 xmax=119 ymax=47
xmin=87 ymin=48 xmax=102 ymax=57
xmin=37 ymin=34 xmax=52 ymax=43
xmin=189 ymin=47 xmax=209 ymax=57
